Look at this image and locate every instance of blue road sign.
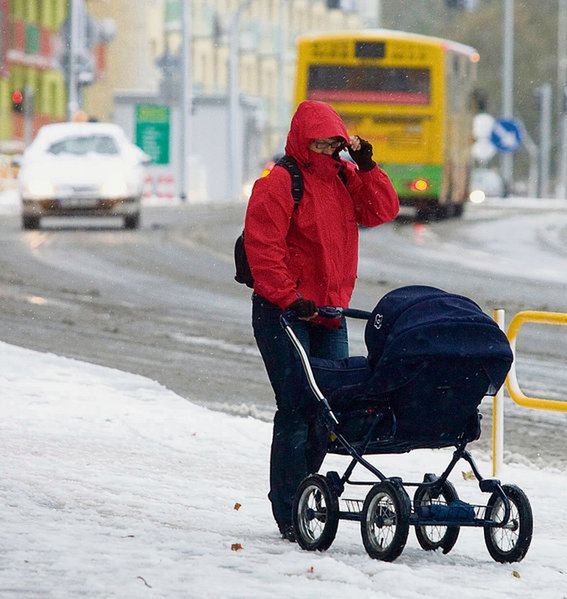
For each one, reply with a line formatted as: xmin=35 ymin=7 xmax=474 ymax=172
xmin=490 ymin=118 xmax=522 ymax=153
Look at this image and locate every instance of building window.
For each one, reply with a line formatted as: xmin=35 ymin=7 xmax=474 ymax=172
xmin=165 ymin=0 xmax=181 ymax=28
xmin=25 ymin=22 xmax=39 ymax=54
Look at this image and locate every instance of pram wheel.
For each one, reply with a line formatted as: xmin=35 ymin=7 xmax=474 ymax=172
xmin=293 ymin=474 xmax=339 ymax=552
xmin=483 ymin=484 xmax=533 ymax=563
xmin=414 ymin=480 xmax=460 ymax=554
xmin=361 ymin=481 xmax=411 ymax=562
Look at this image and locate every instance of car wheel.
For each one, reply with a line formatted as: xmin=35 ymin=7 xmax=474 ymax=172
xmin=22 ymin=215 xmax=40 ymax=230
xmin=124 ymin=213 xmax=140 ymax=230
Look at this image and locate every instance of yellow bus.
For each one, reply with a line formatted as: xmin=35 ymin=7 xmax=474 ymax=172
xmin=294 ymin=30 xmax=479 ymax=220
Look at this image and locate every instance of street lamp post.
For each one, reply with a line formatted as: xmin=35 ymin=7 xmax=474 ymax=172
xmin=501 ymin=0 xmax=514 ymax=195
xmin=277 ymin=0 xmax=288 ymax=149
xmin=557 ymin=0 xmax=567 ymax=197
xmin=536 ymin=83 xmax=552 ymax=198
xmin=67 ymin=0 xmax=83 ymax=119
xmin=228 ymin=0 xmax=252 ymax=201
xmin=180 ymin=1 xmax=193 ymax=202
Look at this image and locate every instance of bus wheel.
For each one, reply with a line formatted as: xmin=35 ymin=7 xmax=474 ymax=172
xmin=434 ymin=205 xmax=449 ymax=220
xmin=416 ymin=206 xmax=433 ymax=223
xmin=453 ymin=203 xmax=465 ymax=218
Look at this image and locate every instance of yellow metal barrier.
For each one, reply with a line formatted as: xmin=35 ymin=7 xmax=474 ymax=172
xmin=492 ymin=309 xmax=567 ymax=476
xmin=506 ymin=311 xmax=567 ymax=412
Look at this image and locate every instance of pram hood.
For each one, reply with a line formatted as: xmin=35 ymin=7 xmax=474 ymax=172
xmin=363 ymin=285 xmax=513 ymax=395
xmin=306 ymin=286 xmax=514 ymax=454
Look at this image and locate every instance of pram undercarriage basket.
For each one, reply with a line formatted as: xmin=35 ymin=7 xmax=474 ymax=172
xmin=282 ymin=286 xmax=533 ymax=563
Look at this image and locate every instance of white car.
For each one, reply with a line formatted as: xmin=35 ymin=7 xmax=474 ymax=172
xmin=18 ymin=122 xmax=151 ymax=230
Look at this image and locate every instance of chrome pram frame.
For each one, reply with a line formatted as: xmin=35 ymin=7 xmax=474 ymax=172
xmin=280 ymin=307 xmax=533 ymax=563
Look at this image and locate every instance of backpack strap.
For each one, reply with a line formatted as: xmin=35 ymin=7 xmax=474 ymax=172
xmin=275 ymin=155 xmax=304 ymax=209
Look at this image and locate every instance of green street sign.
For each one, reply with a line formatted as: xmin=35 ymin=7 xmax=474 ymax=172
xmin=135 ymin=104 xmax=170 ymax=165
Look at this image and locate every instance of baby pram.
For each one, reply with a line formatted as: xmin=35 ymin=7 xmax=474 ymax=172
xmin=281 ymin=285 xmax=533 ymax=563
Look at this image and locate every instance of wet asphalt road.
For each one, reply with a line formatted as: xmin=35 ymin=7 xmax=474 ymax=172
xmin=0 ymin=201 xmax=565 ymax=469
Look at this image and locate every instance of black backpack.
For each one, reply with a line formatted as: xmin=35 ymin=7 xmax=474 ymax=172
xmin=234 ymin=155 xmax=304 ymax=288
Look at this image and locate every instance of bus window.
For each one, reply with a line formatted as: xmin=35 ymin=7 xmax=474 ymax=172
xmin=307 ymin=65 xmax=431 ymax=105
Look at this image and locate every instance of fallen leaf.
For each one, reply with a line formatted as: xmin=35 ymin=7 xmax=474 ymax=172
xmin=512 ymin=570 xmax=521 ymax=579
xmin=231 ymin=543 xmax=243 ymax=551
xmin=461 ymin=470 xmax=476 ymax=481
xmin=233 ymin=502 xmax=242 ymax=511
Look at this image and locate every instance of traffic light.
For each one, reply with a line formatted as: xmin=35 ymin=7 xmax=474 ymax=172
xmin=11 ymin=89 xmax=24 ymax=113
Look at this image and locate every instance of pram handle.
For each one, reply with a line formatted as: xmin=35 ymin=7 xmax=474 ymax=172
xmin=279 ymin=312 xmax=339 ymax=427
xmin=281 ymin=306 xmax=372 ymax=324
xmin=317 ymin=306 xmax=372 ymax=320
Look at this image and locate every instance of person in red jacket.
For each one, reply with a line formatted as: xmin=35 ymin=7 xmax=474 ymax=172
xmin=245 ymin=100 xmax=399 ymax=541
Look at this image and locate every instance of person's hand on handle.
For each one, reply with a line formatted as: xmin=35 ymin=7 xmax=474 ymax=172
xmin=287 ymin=298 xmax=318 ymax=320
xmin=348 ymin=135 xmax=376 ymax=172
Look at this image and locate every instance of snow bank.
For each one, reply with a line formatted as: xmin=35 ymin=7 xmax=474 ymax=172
xmin=0 ymin=341 xmax=565 ymax=598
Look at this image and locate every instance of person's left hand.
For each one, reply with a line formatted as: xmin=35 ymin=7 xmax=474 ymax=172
xmin=347 ymin=136 xmax=376 ymax=172
xmin=349 ymin=135 xmax=362 ymax=151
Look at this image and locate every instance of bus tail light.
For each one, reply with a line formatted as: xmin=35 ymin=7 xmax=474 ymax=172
xmin=409 ymin=178 xmax=430 ymax=192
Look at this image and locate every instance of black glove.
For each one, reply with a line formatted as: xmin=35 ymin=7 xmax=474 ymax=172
xmin=287 ymin=297 xmax=318 ymax=319
xmin=348 ymin=137 xmax=376 ymax=172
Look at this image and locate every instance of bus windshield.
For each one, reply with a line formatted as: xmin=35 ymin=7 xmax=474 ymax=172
xmin=307 ymin=65 xmax=431 ymax=105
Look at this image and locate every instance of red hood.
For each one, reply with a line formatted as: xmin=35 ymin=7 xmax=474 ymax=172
xmin=284 ymin=101 xmax=349 ymax=166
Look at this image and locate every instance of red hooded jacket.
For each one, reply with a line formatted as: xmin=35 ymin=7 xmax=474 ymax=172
xmin=245 ymin=101 xmax=399 ymax=314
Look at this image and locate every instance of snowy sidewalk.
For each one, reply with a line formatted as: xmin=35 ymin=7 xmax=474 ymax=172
xmin=0 ymin=341 xmax=566 ymax=598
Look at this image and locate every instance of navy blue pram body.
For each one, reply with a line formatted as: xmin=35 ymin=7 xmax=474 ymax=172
xmin=308 ymin=286 xmax=513 ymax=454
xmin=286 ymin=286 xmax=533 ymax=564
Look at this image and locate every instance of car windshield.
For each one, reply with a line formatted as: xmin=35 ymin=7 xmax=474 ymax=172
xmin=47 ymin=135 xmax=120 ymax=156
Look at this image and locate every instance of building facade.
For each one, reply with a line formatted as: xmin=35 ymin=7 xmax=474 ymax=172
xmin=182 ymin=0 xmax=366 ymax=154
xmin=85 ymin=0 xmax=368 ymax=159
xmin=0 ymin=0 xmax=115 ymax=149
xmin=0 ymin=0 xmax=67 ymax=146
xmin=84 ymin=0 xmax=163 ymax=123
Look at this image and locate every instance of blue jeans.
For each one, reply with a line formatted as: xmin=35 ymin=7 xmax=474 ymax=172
xmin=252 ymin=293 xmax=349 ymax=532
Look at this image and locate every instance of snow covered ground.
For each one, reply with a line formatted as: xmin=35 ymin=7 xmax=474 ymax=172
xmin=1 ymin=342 xmax=566 ymax=598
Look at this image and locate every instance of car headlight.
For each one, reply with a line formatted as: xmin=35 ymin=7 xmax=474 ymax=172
xmin=100 ymin=178 xmax=128 ymax=197
xmin=24 ymin=178 xmax=55 ymax=198
xmin=469 ymin=189 xmax=486 ymax=204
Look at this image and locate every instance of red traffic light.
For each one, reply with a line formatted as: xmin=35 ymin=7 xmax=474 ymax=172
xmin=11 ymin=89 xmax=24 ymax=104
xmin=11 ymin=89 xmax=24 ymax=112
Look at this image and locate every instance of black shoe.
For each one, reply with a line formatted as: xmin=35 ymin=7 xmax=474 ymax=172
xmin=280 ymin=525 xmax=296 ymax=543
